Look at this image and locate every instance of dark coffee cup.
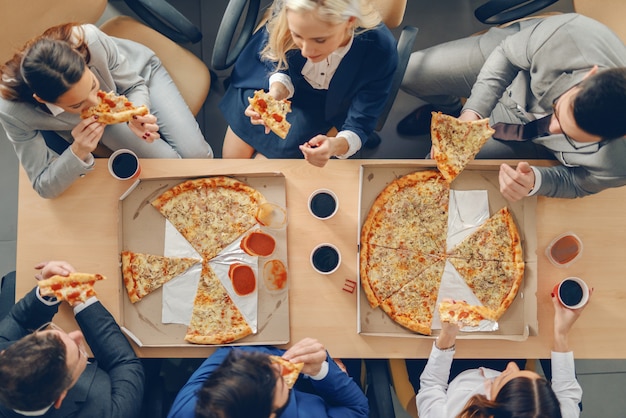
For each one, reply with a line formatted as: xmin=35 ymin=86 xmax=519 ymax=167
xmin=308 ymin=189 xmax=338 ymax=220
xmin=108 ymin=149 xmax=140 ymax=180
xmin=310 ymin=243 xmax=341 ymax=274
xmin=553 ymin=277 xmax=589 ymax=309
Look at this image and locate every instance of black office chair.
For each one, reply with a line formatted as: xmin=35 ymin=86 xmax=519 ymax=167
xmin=474 ymin=0 xmax=559 ymax=25
xmin=122 ymin=0 xmax=203 ymax=44
xmin=211 ymin=0 xmax=418 ymax=149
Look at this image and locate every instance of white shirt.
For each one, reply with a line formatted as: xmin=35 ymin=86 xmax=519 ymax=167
xmin=268 ymin=36 xmax=361 ymax=159
xmin=416 ymin=343 xmax=582 ymax=417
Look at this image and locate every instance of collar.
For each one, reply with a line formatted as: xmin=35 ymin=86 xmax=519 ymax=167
xmin=13 ymin=404 xmax=53 ymax=416
xmin=44 ymin=102 xmax=66 ymax=116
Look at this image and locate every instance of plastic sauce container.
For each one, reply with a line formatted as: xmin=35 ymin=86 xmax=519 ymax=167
xmin=545 ymin=232 xmax=583 ymax=268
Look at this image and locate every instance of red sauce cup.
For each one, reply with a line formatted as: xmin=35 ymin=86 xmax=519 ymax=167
xmin=545 ymin=232 xmax=583 ymax=268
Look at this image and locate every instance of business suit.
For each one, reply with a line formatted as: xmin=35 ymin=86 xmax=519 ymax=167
xmin=219 ymin=24 xmax=397 ymax=158
xmin=167 ymin=345 xmax=369 ymax=418
xmin=0 ymin=288 xmax=144 ymax=417
xmin=402 ymin=13 xmax=626 ymax=198
xmin=0 ymin=24 xmax=211 ymax=199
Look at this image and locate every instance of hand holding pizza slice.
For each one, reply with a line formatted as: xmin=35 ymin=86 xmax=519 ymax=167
xmin=269 ymin=355 xmax=304 ymax=389
xmin=248 ymin=89 xmax=292 ymax=139
xmin=38 ymin=272 xmax=105 ymax=306
xmin=81 ymin=90 xmax=149 ymax=124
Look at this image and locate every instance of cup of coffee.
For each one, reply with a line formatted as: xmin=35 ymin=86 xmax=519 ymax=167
xmin=553 ymin=277 xmax=590 ymax=309
xmin=308 ymin=189 xmax=338 ymax=220
xmin=545 ymin=232 xmax=583 ymax=268
xmin=108 ymin=149 xmax=140 ymax=180
xmin=310 ymin=243 xmax=341 ymax=274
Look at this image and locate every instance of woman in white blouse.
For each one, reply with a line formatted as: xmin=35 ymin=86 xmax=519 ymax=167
xmin=416 ymin=292 xmax=591 ymax=418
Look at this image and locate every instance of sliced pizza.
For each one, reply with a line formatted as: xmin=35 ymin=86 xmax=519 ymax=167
xmin=430 ymin=112 xmax=495 ymax=183
xmin=447 ymin=207 xmax=523 ymax=264
xmin=380 ymin=259 xmax=446 ymax=336
xmin=81 ymin=90 xmax=148 ymax=124
xmin=448 ymin=258 xmax=524 ymax=320
xmin=360 ymin=244 xmax=443 ymax=308
xmin=121 ymin=251 xmax=201 ymax=303
xmin=151 ymin=177 xmax=265 ymax=260
xmin=248 ymin=89 xmax=292 ymax=139
xmin=269 ymin=355 xmax=304 ymax=389
xmin=38 ymin=272 xmax=105 ymax=305
xmin=185 ymin=261 xmax=253 ymax=345
xmin=438 ymin=300 xmax=494 ymax=326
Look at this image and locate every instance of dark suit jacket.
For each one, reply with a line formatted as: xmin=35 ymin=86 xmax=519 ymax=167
xmin=0 ymin=288 xmax=144 ymax=418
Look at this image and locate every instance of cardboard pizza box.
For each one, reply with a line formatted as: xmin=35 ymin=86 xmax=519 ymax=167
xmin=116 ymin=173 xmax=290 ymax=348
xmin=357 ymin=163 xmax=538 ymax=341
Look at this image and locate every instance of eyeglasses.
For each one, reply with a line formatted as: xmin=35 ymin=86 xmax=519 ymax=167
xmin=552 ymin=98 xmax=600 ymax=151
xmin=34 ymin=322 xmax=90 ymax=365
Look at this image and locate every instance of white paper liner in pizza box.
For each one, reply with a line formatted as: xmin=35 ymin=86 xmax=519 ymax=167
xmin=160 ymin=223 xmax=263 ymax=335
xmin=357 ymin=164 xmax=538 ymax=341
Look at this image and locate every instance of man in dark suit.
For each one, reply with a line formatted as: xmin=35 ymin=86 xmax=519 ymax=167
xmin=0 ymin=261 xmax=144 ymax=417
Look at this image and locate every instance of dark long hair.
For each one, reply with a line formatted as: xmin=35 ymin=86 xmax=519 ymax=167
xmin=573 ymin=67 xmax=626 ymax=139
xmin=0 ymin=22 xmax=90 ymax=104
xmin=195 ymin=350 xmax=279 ymax=418
xmin=457 ymin=376 xmax=562 ymax=418
xmin=0 ymin=332 xmax=73 ymax=411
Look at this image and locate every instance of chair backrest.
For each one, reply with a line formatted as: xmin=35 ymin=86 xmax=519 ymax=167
xmin=0 ymin=0 xmax=107 ymax=64
xmin=371 ymin=0 xmax=407 ymax=29
xmin=573 ymin=0 xmax=626 ymax=43
xmin=99 ymin=16 xmax=211 ymax=116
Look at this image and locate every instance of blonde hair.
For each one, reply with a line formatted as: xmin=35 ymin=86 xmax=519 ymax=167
xmin=261 ymin=0 xmax=381 ymax=70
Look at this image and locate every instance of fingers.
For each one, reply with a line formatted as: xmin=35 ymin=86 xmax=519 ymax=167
xmin=499 ymin=163 xmax=534 ymax=202
xmin=300 ymin=136 xmax=331 ymax=167
xmin=128 ymin=114 xmax=161 ymax=142
xmin=36 ymin=261 xmax=75 ymax=281
xmin=283 ymin=338 xmax=326 ymax=363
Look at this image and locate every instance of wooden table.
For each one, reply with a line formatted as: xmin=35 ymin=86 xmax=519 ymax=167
xmin=16 ymin=159 xmax=626 ymax=359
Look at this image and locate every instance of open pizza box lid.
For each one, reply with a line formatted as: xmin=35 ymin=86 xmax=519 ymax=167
xmin=357 ymin=163 xmax=538 ymax=341
xmin=116 ymin=172 xmax=290 ymax=348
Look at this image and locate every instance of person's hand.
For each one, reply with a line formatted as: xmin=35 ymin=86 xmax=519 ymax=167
xmin=300 ymin=135 xmax=350 ymax=167
xmin=282 ymin=337 xmax=327 ymax=377
xmin=244 ymin=104 xmax=271 ymax=134
xmin=552 ymin=287 xmax=593 ymax=352
xmin=128 ymin=113 xmax=161 ymax=143
xmin=457 ymin=110 xmax=481 ymax=122
xmin=34 ymin=261 xmax=75 ymax=281
xmin=70 ymin=116 xmax=106 ymax=161
xmin=437 ymin=299 xmax=462 ymax=349
xmin=499 ymin=162 xmax=536 ymax=202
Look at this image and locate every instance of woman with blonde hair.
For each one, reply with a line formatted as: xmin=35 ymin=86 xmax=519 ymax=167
xmin=219 ymin=0 xmax=397 ymax=165
xmin=416 ymin=293 xmax=590 ymax=418
xmin=0 ymin=23 xmax=212 ymax=199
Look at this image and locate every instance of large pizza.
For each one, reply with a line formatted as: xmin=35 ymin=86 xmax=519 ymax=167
xmin=120 ymin=176 xmax=288 ymax=345
xmin=359 ymin=170 xmax=524 ymax=335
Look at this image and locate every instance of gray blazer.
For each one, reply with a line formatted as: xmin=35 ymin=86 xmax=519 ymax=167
xmin=0 ymin=24 xmax=157 ymax=198
xmin=464 ymin=13 xmax=626 ymax=198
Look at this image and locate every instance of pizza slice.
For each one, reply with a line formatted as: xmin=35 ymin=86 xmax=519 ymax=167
xmin=380 ymin=259 xmax=446 ymax=336
xmin=447 ymin=207 xmax=522 ymax=264
xmin=438 ymin=300 xmax=494 ymax=326
xmin=151 ymin=177 xmax=265 ymax=260
xmin=184 ymin=261 xmax=253 ymax=345
xmin=360 ymin=244 xmax=442 ymax=308
xmin=81 ymin=90 xmax=149 ymax=124
xmin=248 ymin=89 xmax=292 ymax=139
xmin=269 ymin=355 xmax=304 ymax=389
xmin=430 ymin=112 xmax=495 ymax=182
xmin=38 ymin=272 xmax=105 ymax=305
xmin=448 ymin=257 xmax=524 ymax=320
xmin=121 ymin=251 xmax=201 ymax=303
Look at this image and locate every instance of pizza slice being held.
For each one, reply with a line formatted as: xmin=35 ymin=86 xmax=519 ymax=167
xmin=38 ymin=272 xmax=105 ymax=305
xmin=121 ymin=251 xmax=201 ymax=303
xmin=431 ymin=112 xmax=495 ymax=182
xmin=438 ymin=300 xmax=494 ymax=326
xmin=81 ymin=90 xmax=149 ymax=124
xmin=269 ymin=355 xmax=304 ymax=389
xmin=248 ymin=89 xmax=292 ymax=139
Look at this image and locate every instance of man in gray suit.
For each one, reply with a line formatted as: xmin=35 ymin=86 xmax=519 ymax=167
xmin=398 ymin=13 xmax=626 ymax=200
xmin=0 ymin=261 xmax=144 ymax=417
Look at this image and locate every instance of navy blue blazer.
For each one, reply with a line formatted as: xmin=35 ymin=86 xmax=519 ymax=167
xmin=0 ymin=289 xmax=144 ymax=418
